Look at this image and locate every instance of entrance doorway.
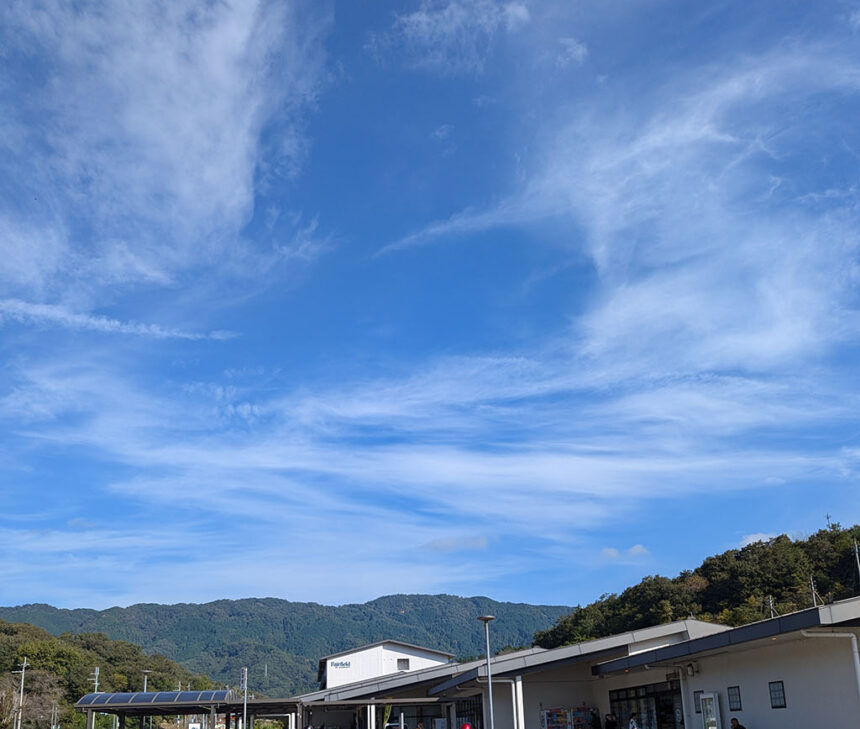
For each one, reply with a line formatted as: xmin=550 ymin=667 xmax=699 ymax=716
xmin=609 ymin=680 xmax=683 ymax=729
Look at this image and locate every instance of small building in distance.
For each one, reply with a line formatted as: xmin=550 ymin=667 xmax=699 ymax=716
xmin=318 ymin=640 xmax=455 ymax=690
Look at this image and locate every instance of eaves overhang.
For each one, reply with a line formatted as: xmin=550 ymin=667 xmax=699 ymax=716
xmin=592 ymin=597 xmax=860 ymax=677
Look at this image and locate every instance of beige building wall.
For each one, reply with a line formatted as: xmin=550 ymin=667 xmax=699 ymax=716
xmin=683 ymin=630 xmax=860 ymax=729
xmin=486 ymin=629 xmax=860 ymax=729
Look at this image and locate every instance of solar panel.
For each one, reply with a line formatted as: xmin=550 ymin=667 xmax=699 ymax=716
xmin=131 ymin=693 xmax=158 ymax=704
xmin=76 ymin=689 xmax=234 ymax=708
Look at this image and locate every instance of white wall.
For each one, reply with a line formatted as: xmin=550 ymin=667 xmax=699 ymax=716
xmin=487 ymin=629 xmax=860 ymax=729
xmin=682 ymin=630 xmax=860 ymax=729
xmin=487 ymin=663 xmax=601 ymax=729
xmin=326 ymin=644 xmax=451 ymax=688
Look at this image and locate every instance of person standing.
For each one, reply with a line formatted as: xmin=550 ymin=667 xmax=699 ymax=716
xmin=604 ymin=714 xmax=618 ymax=729
xmin=729 ymin=720 xmax=746 ymax=729
xmin=627 ymin=713 xmax=640 ymax=729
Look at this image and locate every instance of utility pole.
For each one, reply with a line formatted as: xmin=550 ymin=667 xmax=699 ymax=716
xmin=89 ymin=667 xmax=101 ymax=694
xmin=13 ymin=656 xmax=29 ymax=729
xmin=767 ymin=595 xmax=776 ymax=618
xmin=854 ymin=539 xmax=860 ymax=587
xmin=810 ymin=576 xmax=818 ymax=607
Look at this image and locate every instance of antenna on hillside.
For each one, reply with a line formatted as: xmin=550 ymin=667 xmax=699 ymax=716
xmin=826 ymin=513 xmax=832 ymax=528
xmin=767 ymin=595 xmax=778 ymax=618
xmin=89 ymin=666 xmax=100 ymax=693
xmin=810 ymin=576 xmax=823 ymax=607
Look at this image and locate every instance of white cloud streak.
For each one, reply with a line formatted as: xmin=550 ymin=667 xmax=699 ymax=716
xmin=0 ymin=299 xmax=235 ymax=340
xmin=367 ymin=0 xmax=530 ymax=75
xmin=0 ymin=0 xmax=330 ymax=299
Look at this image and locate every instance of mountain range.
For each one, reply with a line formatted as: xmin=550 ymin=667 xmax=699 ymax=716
xmin=0 ymin=595 xmax=570 ymax=696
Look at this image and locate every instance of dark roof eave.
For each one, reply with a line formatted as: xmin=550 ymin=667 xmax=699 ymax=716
xmin=591 ymin=602 xmax=859 ymax=676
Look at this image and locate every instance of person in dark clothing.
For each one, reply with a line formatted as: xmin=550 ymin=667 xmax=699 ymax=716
xmin=604 ymin=714 xmax=618 ymax=729
xmin=729 ymin=720 xmax=746 ymax=729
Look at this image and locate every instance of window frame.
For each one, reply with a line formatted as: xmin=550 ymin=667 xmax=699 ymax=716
xmin=726 ymin=685 xmax=742 ymax=711
xmin=693 ymin=690 xmax=703 ymax=714
xmin=768 ymin=680 xmax=786 ymax=709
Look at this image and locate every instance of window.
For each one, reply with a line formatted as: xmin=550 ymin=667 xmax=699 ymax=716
xmin=693 ymin=690 xmax=703 ymax=714
xmin=768 ymin=681 xmax=786 ymax=709
xmin=397 ymin=658 xmax=410 ymax=671
xmin=727 ymin=686 xmax=742 ymax=711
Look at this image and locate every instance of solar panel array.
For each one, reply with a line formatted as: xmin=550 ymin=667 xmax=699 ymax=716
xmin=76 ymin=690 xmax=233 ymax=707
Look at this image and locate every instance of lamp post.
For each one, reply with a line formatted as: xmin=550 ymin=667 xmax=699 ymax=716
xmin=241 ymin=667 xmax=248 ymax=729
xmin=477 ymin=616 xmax=495 ymax=729
xmin=142 ymin=670 xmax=151 ymax=693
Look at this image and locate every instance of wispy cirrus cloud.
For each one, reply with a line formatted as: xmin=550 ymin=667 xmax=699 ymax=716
xmin=0 ymin=299 xmax=236 ymax=340
xmin=555 ymin=37 xmax=588 ymax=68
xmin=367 ymin=0 xmax=530 ymax=75
xmin=740 ymin=532 xmax=777 ymax=547
xmin=0 ymin=0 xmax=330 ymax=299
xmin=384 ymin=46 xmax=860 ymax=377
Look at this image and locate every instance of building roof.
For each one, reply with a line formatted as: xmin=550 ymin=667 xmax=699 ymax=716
xmin=77 ymin=691 xmax=234 ymax=708
xmin=427 ymin=619 xmax=727 ymax=695
xmin=317 ymin=640 xmax=455 ymax=684
xmin=592 ymin=595 xmax=860 ymax=676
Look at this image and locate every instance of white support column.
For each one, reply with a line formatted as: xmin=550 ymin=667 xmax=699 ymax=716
xmin=481 ymin=688 xmax=488 ymax=729
xmin=448 ymin=702 xmax=457 ymax=729
xmin=514 ymin=676 xmax=525 ymax=729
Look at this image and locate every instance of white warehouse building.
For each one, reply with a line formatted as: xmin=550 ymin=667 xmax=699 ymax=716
xmin=318 ymin=640 xmax=455 ymax=690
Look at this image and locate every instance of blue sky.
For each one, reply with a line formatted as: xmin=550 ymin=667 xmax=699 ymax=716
xmin=1 ymin=0 xmax=860 ymax=610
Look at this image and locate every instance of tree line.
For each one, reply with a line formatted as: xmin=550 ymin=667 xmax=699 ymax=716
xmin=534 ymin=523 xmax=860 ymax=648
xmin=0 ymin=620 xmax=212 ymax=729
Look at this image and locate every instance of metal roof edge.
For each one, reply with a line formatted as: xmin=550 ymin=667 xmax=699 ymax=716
xmin=589 ymin=599 xmax=860 ymax=676
xmin=318 ymin=640 xmax=455 ymax=665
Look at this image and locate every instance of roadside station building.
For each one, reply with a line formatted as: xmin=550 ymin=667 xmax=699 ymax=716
xmin=296 ymin=595 xmax=860 ymax=729
xmin=76 ymin=595 xmax=860 ymax=729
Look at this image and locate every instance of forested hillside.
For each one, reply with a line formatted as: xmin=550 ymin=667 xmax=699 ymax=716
xmin=535 ymin=523 xmax=860 ymax=647
xmin=0 ymin=620 xmax=212 ymax=729
xmin=0 ymin=596 xmax=570 ymax=697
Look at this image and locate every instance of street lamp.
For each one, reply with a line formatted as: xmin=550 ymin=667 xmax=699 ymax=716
xmin=142 ymin=671 xmax=153 ymax=729
xmin=477 ymin=616 xmax=495 ymax=729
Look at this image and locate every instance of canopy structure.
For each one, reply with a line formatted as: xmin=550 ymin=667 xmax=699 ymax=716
xmin=77 ymin=691 xmax=233 ymax=708
xmin=74 ymin=691 xmax=299 ymax=723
